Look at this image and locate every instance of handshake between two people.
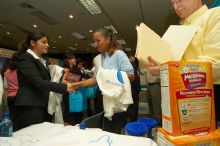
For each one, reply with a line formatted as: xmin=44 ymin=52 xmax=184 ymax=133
xmin=66 ymin=82 xmax=81 ymax=93
xmin=65 ymin=77 xmax=97 ymax=93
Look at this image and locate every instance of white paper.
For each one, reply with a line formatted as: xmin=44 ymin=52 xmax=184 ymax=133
xmin=136 ymin=23 xmax=172 ymax=63
xmin=162 ymin=25 xmax=200 ymax=61
xmin=135 ymin=23 xmax=200 ymax=63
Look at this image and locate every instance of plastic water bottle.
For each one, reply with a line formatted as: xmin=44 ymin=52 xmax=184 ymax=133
xmin=0 ymin=112 xmax=13 ymax=137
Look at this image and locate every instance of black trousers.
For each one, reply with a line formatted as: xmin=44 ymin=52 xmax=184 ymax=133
xmin=103 ymin=112 xmax=127 ymax=134
xmin=214 ymin=85 xmax=220 ymax=124
xmin=14 ymin=106 xmax=52 ymax=131
xmin=94 ymin=88 xmax=103 ymax=114
xmin=7 ymin=96 xmax=16 ymax=125
xmin=126 ymin=92 xmax=140 ymax=122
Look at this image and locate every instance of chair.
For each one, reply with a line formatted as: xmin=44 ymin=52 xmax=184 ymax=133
xmin=80 ymin=111 xmax=104 ymax=129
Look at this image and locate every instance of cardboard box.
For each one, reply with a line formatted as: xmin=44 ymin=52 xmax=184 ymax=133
xmin=157 ymin=128 xmax=220 ymax=146
xmin=160 ymin=61 xmax=216 ymax=136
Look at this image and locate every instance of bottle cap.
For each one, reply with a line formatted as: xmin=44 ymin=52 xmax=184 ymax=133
xmin=137 ymin=118 xmax=158 ymax=128
xmin=79 ymin=122 xmax=87 ymax=129
xmin=2 ymin=112 xmax=10 ymax=119
xmin=125 ymin=122 xmax=148 ymax=136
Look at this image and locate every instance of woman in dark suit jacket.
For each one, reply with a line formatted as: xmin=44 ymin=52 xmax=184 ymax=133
xmin=14 ymin=32 xmax=73 ymax=131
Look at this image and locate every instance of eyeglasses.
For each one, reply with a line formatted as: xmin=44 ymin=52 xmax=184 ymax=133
xmin=171 ymin=0 xmax=183 ymax=6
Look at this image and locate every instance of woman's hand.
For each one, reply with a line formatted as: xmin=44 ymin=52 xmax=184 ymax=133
xmin=66 ymin=82 xmax=80 ymax=93
xmin=66 ymin=77 xmax=97 ymax=93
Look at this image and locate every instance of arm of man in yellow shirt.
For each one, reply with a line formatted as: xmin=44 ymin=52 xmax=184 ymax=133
xmin=197 ymin=8 xmax=220 ymax=84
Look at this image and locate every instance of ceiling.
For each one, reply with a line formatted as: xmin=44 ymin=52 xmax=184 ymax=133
xmin=0 ymin=0 xmax=213 ymax=55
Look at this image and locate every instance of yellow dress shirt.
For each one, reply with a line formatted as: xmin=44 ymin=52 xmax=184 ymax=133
xmin=181 ymin=5 xmax=220 ymax=84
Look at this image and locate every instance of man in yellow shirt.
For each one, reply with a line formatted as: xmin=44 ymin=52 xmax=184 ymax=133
xmin=147 ymin=0 xmax=220 ymax=123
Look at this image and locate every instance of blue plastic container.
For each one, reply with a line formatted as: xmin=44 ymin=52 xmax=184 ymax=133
xmin=137 ymin=118 xmax=158 ymax=139
xmin=125 ymin=122 xmax=148 ymax=137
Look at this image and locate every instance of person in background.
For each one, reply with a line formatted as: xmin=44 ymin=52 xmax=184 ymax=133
xmin=63 ymin=55 xmax=77 ymax=73
xmin=72 ymin=28 xmax=134 ymax=134
xmin=146 ymin=0 xmax=220 ymax=124
xmin=76 ymin=58 xmax=87 ymax=79
xmin=3 ymin=53 xmax=19 ymax=125
xmin=48 ymin=58 xmax=57 ymax=65
xmin=139 ymin=56 xmax=161 ymax=125
xmin=76 ymin=58 xmax=95 ymax=117
xmin=14 ymin=32 xmax=74 ymax=131
xmin=0 ymin=74 xmax=3 ymax=117
xmin=126 ymin=52 xmax=141 ymax=122
xmin=145 ymin=67 xmax=161 ymax=125
xmin=62 ymin=55 xmax=83 ymax=125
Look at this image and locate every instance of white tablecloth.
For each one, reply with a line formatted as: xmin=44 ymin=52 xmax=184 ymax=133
xmin=0 ymin=122 xmax=157 ymax=146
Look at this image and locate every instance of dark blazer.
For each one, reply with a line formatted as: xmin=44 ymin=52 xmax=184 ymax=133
xmin=15 ymin=52 xmax=67 ymax=107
